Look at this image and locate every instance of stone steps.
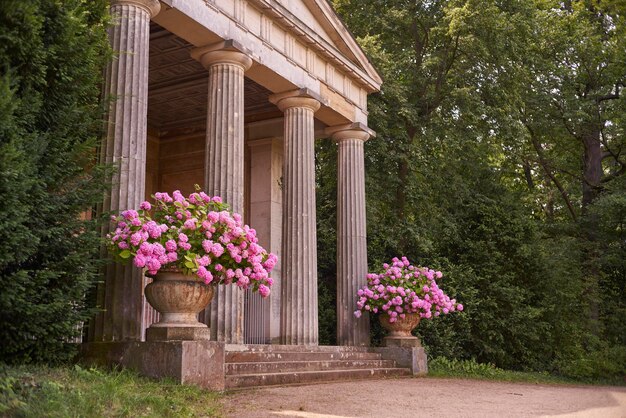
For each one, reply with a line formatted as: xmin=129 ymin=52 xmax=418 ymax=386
xmin=224 ymin=344 xmax=411 ymax=389
xmin=225 ymin=367 xmax=410 ymax=389
xmin=226 ymin=359 xmax=397 ymax=374
xmin=225 ymin=344 xmax=373 ymax=353
xmin=226 ymin=350 xmax=382 ymax=362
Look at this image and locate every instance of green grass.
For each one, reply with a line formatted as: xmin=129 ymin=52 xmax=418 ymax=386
xmin=428 ymin=357 xmax=626 ymax=386
xmin=0 ymin=365 xmax=222 ymax=417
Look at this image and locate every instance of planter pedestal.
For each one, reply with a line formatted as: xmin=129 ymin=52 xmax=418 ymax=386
xmin=372 ymin=345 xmax=428 ymax=376
xmin=146 ymin=326 xmax=210 ymax=341
xmin=383 ymin=335 xmax=423 ymax=348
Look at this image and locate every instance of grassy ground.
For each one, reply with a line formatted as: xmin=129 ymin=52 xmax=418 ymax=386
xmin=0 ymin=365 xmax=222 ymax=417
xmin=429 ymin=356 xmax=626 ymax=386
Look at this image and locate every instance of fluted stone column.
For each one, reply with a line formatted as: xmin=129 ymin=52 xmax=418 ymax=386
xmin=191 ymin=42 xmax=252 ymax=343
xmin=270 ymin=91 xmax=321 ymax=345
xmin=328 ymin=124 xmax=373 ymax=346
xmin=92 ymin=0 xmax=160 ymax=342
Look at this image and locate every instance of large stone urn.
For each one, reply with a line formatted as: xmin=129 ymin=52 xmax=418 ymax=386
xmin=144 ymin=270 xmax=214 ymax=341
xmin=379 ymin=313 xmax=422 ymax=348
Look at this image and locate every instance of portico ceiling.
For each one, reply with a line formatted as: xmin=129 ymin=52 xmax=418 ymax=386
xmin=147 ymin=23 xmax=280 ymax=136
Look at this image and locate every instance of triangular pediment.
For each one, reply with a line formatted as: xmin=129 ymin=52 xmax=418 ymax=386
xmin=256 ymin=0 xmax=382 ymax=91
xmin=278 ymin=1 xmax=338 ymax=46
xmin=300 ymin=0 xmax=381 ymax=80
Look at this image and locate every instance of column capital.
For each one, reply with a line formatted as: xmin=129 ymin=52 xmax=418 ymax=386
xmin=326 ymin=122 xmax=375 ymax=142
xmin=269 ymin=88 xmax=326 ymax=113
xmin=191 ymin=40 xmax=253 ymax=71
xmin=110 ymin=0 xmax=161 ymax=17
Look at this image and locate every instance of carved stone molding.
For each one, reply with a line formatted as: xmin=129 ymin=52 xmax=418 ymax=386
xmin=190 ymin=40 xmax=253 ymax=71
xmin=110 ymin=0 xmax=161 ymax=17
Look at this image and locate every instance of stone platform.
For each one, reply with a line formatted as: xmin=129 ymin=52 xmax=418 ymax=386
xmin=81 ymin=342 xmax=426 ymax=391
xmin=81 ymin=341 xmax=226 ymax=390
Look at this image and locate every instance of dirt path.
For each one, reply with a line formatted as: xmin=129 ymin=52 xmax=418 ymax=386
xmin=221 ymin=377 xmax=626 ymax=418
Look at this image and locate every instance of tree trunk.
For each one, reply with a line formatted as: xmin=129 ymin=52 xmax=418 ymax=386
xmin=581 ymin=127 xmax=603 ymax=213
xmin=581 ymin=126 xmax=603 ymax=326
xmin=522 ymin=160 xmax=535 ymax=190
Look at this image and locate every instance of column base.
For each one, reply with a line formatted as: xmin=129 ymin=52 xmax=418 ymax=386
xmin=383 ymin=335 xmax=422 ymax=348
xmin=81 ymin=340 xmax=225 ymax=390
xmin=146 ymin=326 xmax=210 ymax=342
xmin=373 ymin=345 xmax=428 ymax=376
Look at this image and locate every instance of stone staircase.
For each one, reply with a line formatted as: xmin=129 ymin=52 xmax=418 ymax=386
xmin=224 ymin=344 xmax=411 ymax=389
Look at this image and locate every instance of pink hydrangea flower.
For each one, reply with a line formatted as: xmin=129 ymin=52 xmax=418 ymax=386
xmin=353 ymin=257 xmax=463 ymax=324
xmin=134 ymin=254 xmax=146 ymax=268
xmin=259 ymin=284 xmax=271 ymax=298
xmin=108 ymin=186 xmax=277 ymax=298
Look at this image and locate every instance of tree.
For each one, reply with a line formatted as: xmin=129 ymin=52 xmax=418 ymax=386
xmin=325 ymin=0 xmax=626 ymax=377
xmin=519 ymin=1 xmax=624 ymax=214
xmin=515 ymin=1 xmax=625 ymax=343
xmin=0 ymin=0 xmax=110 ymax=364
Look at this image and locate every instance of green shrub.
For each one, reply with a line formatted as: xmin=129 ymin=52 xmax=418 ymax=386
xmin=0 ymin=0 xmax=110 ymax=364
xmin=555 ymin=344 xmax=626 ymax=380
xmin=429 ymin=357 xmax=566 ymax=384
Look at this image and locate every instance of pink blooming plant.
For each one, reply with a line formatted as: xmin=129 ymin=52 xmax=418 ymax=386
xmin=107 ymin=186 xmax=276 ymax=297
xmin=354 ymin=256 xmax=463 ymax=323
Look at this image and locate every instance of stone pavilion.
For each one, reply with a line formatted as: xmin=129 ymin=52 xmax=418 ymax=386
xmin=92 ymin=0 xmax=382 ymax=348
xmin=83 ymin=0 xmax=428 ymax=389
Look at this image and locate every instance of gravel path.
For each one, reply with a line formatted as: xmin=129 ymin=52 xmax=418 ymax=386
xmin=221 ymin=377 xmax=626 ymax=418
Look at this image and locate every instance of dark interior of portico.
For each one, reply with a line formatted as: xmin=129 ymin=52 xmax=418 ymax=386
xmin=145 ymin=23 xmax=289 ymax=344
xmin=145 ymin=23 xmax=282 ymax=198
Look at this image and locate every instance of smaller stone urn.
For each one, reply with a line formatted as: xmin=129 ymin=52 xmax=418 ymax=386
xmin=379 ymin=312 xmax=422 ymax=348
xmin=144 ymin=270 xmax=214 ymax=341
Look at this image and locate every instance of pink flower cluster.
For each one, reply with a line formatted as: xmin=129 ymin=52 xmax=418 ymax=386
xmin=354 ymin=257 xmax=463 ymax=323
xmin=107 ymin=187 xmax=276 ymax=297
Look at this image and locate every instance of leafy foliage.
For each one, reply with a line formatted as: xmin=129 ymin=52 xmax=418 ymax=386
xmin=0 ymin=0 xmax=110 ymax=364
xmin=316 ymin=140 xmax=338 ymax=346
xmin=318 ymin=0 xmax=626 ymax=379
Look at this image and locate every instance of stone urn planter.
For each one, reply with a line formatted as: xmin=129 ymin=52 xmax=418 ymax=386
xmin=144 ymin=270 xmax=215 ymax=341
xmin=379 ymin=313 xmax=422 ymax=348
